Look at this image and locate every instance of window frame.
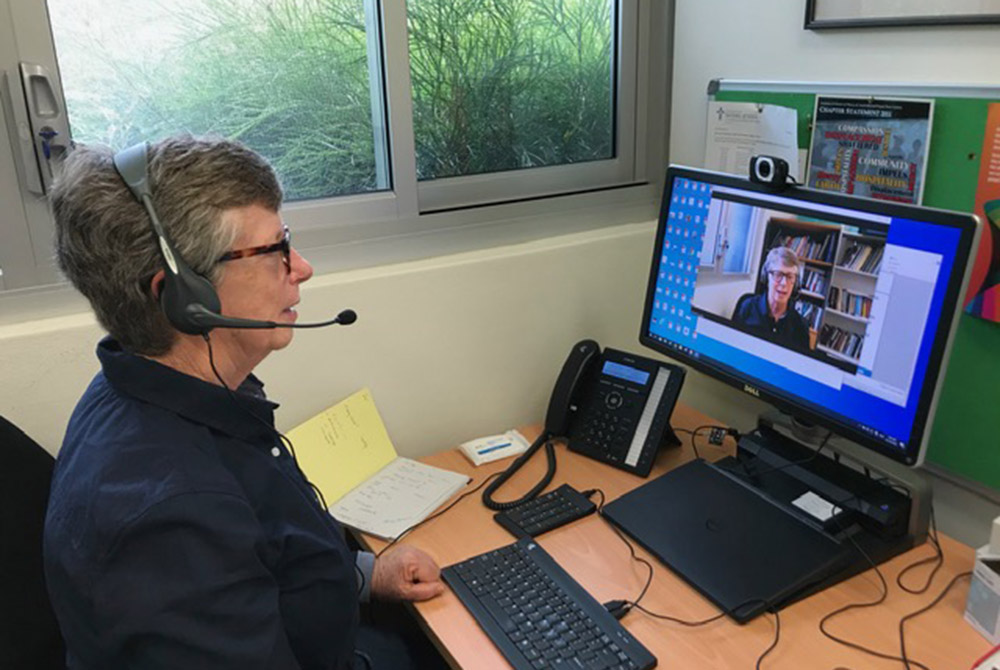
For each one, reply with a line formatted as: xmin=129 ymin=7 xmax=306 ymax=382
xmin=0 ymin=0 xmax=671 ymax=299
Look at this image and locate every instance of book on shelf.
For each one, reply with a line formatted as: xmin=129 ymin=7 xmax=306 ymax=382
xmin=802 ymin=268 xmax=827 ymax=294
xmin=794 ymin=300 xmax=824 ymax=329
xmin=819 ymin=324 xmax=865 ymax=359
xmin=839 ymin=241 xmax=884 ymax=274
xmin=827 ymin=287 xmax=872 ymax=318
xmin=860 ymin=246 xmax=884 ymax=273
xmin=773 ymin=232 xmax=835 ymax=263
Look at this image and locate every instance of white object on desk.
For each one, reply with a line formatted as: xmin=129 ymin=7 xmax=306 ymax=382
xmin=458 ymin=429 xmax=531 ymax=466
xmin=967 ymin=545 xmax=1000 ymax=645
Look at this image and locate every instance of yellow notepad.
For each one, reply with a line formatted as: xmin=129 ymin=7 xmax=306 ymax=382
xmin=287 ymin=388 xmax=469 ymax=539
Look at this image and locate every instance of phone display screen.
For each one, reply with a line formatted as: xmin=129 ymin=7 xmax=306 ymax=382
xmin=601 ymin=361 xmax=650 ymax=386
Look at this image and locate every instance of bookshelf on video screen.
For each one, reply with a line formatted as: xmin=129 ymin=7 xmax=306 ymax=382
xmin=641 ymin=168 xmax=977 ymax=465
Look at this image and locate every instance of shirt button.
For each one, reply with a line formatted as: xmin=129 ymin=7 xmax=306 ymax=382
xmin=271 ymin=446 xmax=281 ymax=458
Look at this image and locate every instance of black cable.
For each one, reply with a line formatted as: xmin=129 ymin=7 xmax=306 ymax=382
xmin=481 ymin=433 xmax=557 ymax=510
xmin=376 ymin=471 xmax=503 ymax=558
xmin=675 ymin=424 xmax=740 ymax=461
xmin=202 ymin=334 xmax=327 ymax=512
xmin=756 ymin=609 xmax=780 ymax=670
xmin=898 ymin=571 xmax=972 ymax=669
xmin=593 ymin=488 xmax=728 ymax=627
xmin=818 ymin=516 xmax=936 ymax=670
xmin=896 ymin=506 xmax=943 ymax=596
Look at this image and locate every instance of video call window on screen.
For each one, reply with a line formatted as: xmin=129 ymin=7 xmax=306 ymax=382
xmin=646 ymin=175 xmax=964 ymax=459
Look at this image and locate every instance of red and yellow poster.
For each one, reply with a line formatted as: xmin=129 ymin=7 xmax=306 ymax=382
xmin=965 ymin=103 xmax=1000 ymax=322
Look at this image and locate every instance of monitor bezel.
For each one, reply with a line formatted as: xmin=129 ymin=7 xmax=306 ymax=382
xmin=639 ymin=165 xmax=980 ymax=467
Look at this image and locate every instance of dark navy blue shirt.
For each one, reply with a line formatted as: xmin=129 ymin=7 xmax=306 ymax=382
xmin=44 ymin=338 xmax=361 ymax=670
xmin=732 ymin=293 xmax=811 ymax=351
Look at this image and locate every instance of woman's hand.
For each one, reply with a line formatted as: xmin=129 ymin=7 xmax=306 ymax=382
xmin=371 ymin=545 xmax=445 ymax=602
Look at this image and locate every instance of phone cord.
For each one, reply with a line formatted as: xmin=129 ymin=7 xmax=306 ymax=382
xmin=481 ymin=432 xmax=557 ymax=511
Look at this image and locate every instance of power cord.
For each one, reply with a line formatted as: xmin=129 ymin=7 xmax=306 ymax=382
xmin=817 ymin=501 xmax=969 ymax=670
xmin=757 ymin=610 xmax=781 ymax=670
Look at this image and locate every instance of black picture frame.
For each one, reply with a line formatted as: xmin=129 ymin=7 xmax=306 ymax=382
xmin=805 ymin=0 xmax=1000 ymax=30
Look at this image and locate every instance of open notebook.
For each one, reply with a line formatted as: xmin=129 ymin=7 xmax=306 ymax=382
xmin=287 ymin=388 xmax=469 ymax=540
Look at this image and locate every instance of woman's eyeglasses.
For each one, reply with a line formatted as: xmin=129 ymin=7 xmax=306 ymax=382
xmin=217 ymin=226 xmax=291 ymax=273
xmin=768 ymin=270 xmax=797 ymax=285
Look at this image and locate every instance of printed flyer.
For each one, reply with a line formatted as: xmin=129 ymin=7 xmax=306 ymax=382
xmin=806 ymin=96 xmax=934 ymax=204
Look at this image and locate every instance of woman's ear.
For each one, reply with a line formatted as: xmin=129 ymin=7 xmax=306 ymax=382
xmin=149 ymin=269 xmax=166 ymax=300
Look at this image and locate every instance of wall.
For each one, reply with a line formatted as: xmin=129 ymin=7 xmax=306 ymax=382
xmin=669 ymin=2 xmax=1000 ymax=546
xmin=0 ymin=222 xmax=657 ymax=459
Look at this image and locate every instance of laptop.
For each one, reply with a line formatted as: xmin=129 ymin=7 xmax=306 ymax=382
xmin=602 ymin=458 xmax=851 ymax=622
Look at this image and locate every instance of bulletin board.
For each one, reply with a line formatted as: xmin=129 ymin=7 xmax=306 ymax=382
xmin=709 ymin=79 xmax=1000 ymax=492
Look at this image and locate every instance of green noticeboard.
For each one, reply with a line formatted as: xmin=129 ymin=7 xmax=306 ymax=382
xmin=713 ymin=86 xmax=1000 ymax=491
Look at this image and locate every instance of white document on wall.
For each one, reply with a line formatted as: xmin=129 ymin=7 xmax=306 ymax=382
xmin=704 ymin=102 xmax=800 ymax=180
xmin=328 ymin=456 xmax=469 ymax=540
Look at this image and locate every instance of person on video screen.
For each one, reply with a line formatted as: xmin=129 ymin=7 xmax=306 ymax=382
xmin=732 ymin=246 xmax=811 ymax=351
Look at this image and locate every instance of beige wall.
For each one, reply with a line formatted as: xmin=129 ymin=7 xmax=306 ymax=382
xmin=0 ymin=222 xmax=663 ymax=458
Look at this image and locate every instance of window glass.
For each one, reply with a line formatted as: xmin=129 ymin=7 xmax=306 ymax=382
xmin=407 ymin=0 xmax=615 ymax=181
xmin=47 ymin=0 xmax=387 ymax=201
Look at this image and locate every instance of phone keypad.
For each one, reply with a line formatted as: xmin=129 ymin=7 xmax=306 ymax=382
xmin=580 ymin=403 xmax=636 ymax=462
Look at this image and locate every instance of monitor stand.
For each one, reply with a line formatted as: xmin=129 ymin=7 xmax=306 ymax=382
xmin=602 ymin=410 xmax=932 ymax=622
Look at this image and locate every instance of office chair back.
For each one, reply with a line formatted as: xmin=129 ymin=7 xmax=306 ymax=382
xmin=0 ymin=415 xmax=66 ymax=669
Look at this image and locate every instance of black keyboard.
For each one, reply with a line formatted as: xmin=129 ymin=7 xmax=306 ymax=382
xmin=442 ymin=539 xmax=657 ymax=670
xmin=493 ymin=484 xmax=597 ymax=538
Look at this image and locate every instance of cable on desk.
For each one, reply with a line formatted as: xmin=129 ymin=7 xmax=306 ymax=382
xmin=817 ymin=502 xmax=950 ymax=670
xmin=375 ymin=471 xmax=502 ymax=558
xmin=756 ymin=609 xmax=780 ymax=670
xmin=896 ymin=505 xmax=944 ymax=596
xmin=590 ymin=489 xmax=727 ymax=627
xmin=898 ymin=570 xmax=972 ymax=670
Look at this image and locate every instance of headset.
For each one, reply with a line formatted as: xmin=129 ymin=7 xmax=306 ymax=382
xmin=112 ymin=142 xmax=356 ymax=335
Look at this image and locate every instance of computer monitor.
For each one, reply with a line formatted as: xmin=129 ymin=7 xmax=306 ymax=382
xmin=639 ymin=166 xmax=980 ymax=467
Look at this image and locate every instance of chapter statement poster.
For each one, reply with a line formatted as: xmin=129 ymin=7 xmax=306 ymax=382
xmin=806 ymin=96 xmax=934 ymax=204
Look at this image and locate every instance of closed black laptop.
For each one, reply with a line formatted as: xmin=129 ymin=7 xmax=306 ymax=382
xmin=603 ymin=459 xmax=851 ymax=622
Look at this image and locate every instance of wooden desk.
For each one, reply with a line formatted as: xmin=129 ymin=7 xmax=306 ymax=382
xmin=363 ymin=404 xmax=988 ymax=669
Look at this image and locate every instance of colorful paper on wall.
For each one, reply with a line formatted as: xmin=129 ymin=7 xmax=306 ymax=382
xmin=965 ymin=103 xmax=1000 ymax=323
xmin=806 ymin=96 xmax=933 ymax=204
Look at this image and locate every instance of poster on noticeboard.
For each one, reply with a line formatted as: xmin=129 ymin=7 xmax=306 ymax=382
xmin=965 ymin=102 xmax=1000 ymax=323
xmin=806 ymin=95 xmax=933 ymax=205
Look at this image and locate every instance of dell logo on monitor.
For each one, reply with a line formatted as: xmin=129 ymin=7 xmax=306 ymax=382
xmin=743 ymin=384 xmax=760 ymax=398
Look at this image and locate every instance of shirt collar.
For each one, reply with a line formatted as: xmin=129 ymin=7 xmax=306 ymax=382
xmin=97 ymin=336 xmax=279 ymax=443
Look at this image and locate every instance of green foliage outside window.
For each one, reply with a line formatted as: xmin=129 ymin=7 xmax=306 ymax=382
xmin=50 ymin=0 xmax=614 ymax=201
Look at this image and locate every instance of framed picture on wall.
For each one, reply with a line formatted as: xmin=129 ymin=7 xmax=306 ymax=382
xmin=805 ymin=0 xmax=1000 ymax=29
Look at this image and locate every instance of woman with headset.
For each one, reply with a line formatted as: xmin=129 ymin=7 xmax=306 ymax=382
xmin=731 ymin=246 xmax=811 ymax=351
xmin=43 ymin=135 xmax=445 ymax=669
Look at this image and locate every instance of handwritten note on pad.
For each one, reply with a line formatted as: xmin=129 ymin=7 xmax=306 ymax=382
xmin=287 ymin=388 xmax=469 ymax=540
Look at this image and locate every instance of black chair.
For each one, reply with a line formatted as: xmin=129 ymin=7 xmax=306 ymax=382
xmin=0 ymin=416 xmax=65 ymax=669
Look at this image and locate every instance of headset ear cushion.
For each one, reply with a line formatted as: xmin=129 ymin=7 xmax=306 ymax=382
xmin=160 ymin=266 xmax=221 ymax=335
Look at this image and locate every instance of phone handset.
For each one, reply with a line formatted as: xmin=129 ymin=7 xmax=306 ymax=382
xmin=482 ymin=340 xmax=600 ymax=511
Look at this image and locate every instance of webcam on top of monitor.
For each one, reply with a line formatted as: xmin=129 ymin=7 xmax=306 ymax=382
xmin=748 ymin=155 xmax=791 ymax=189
